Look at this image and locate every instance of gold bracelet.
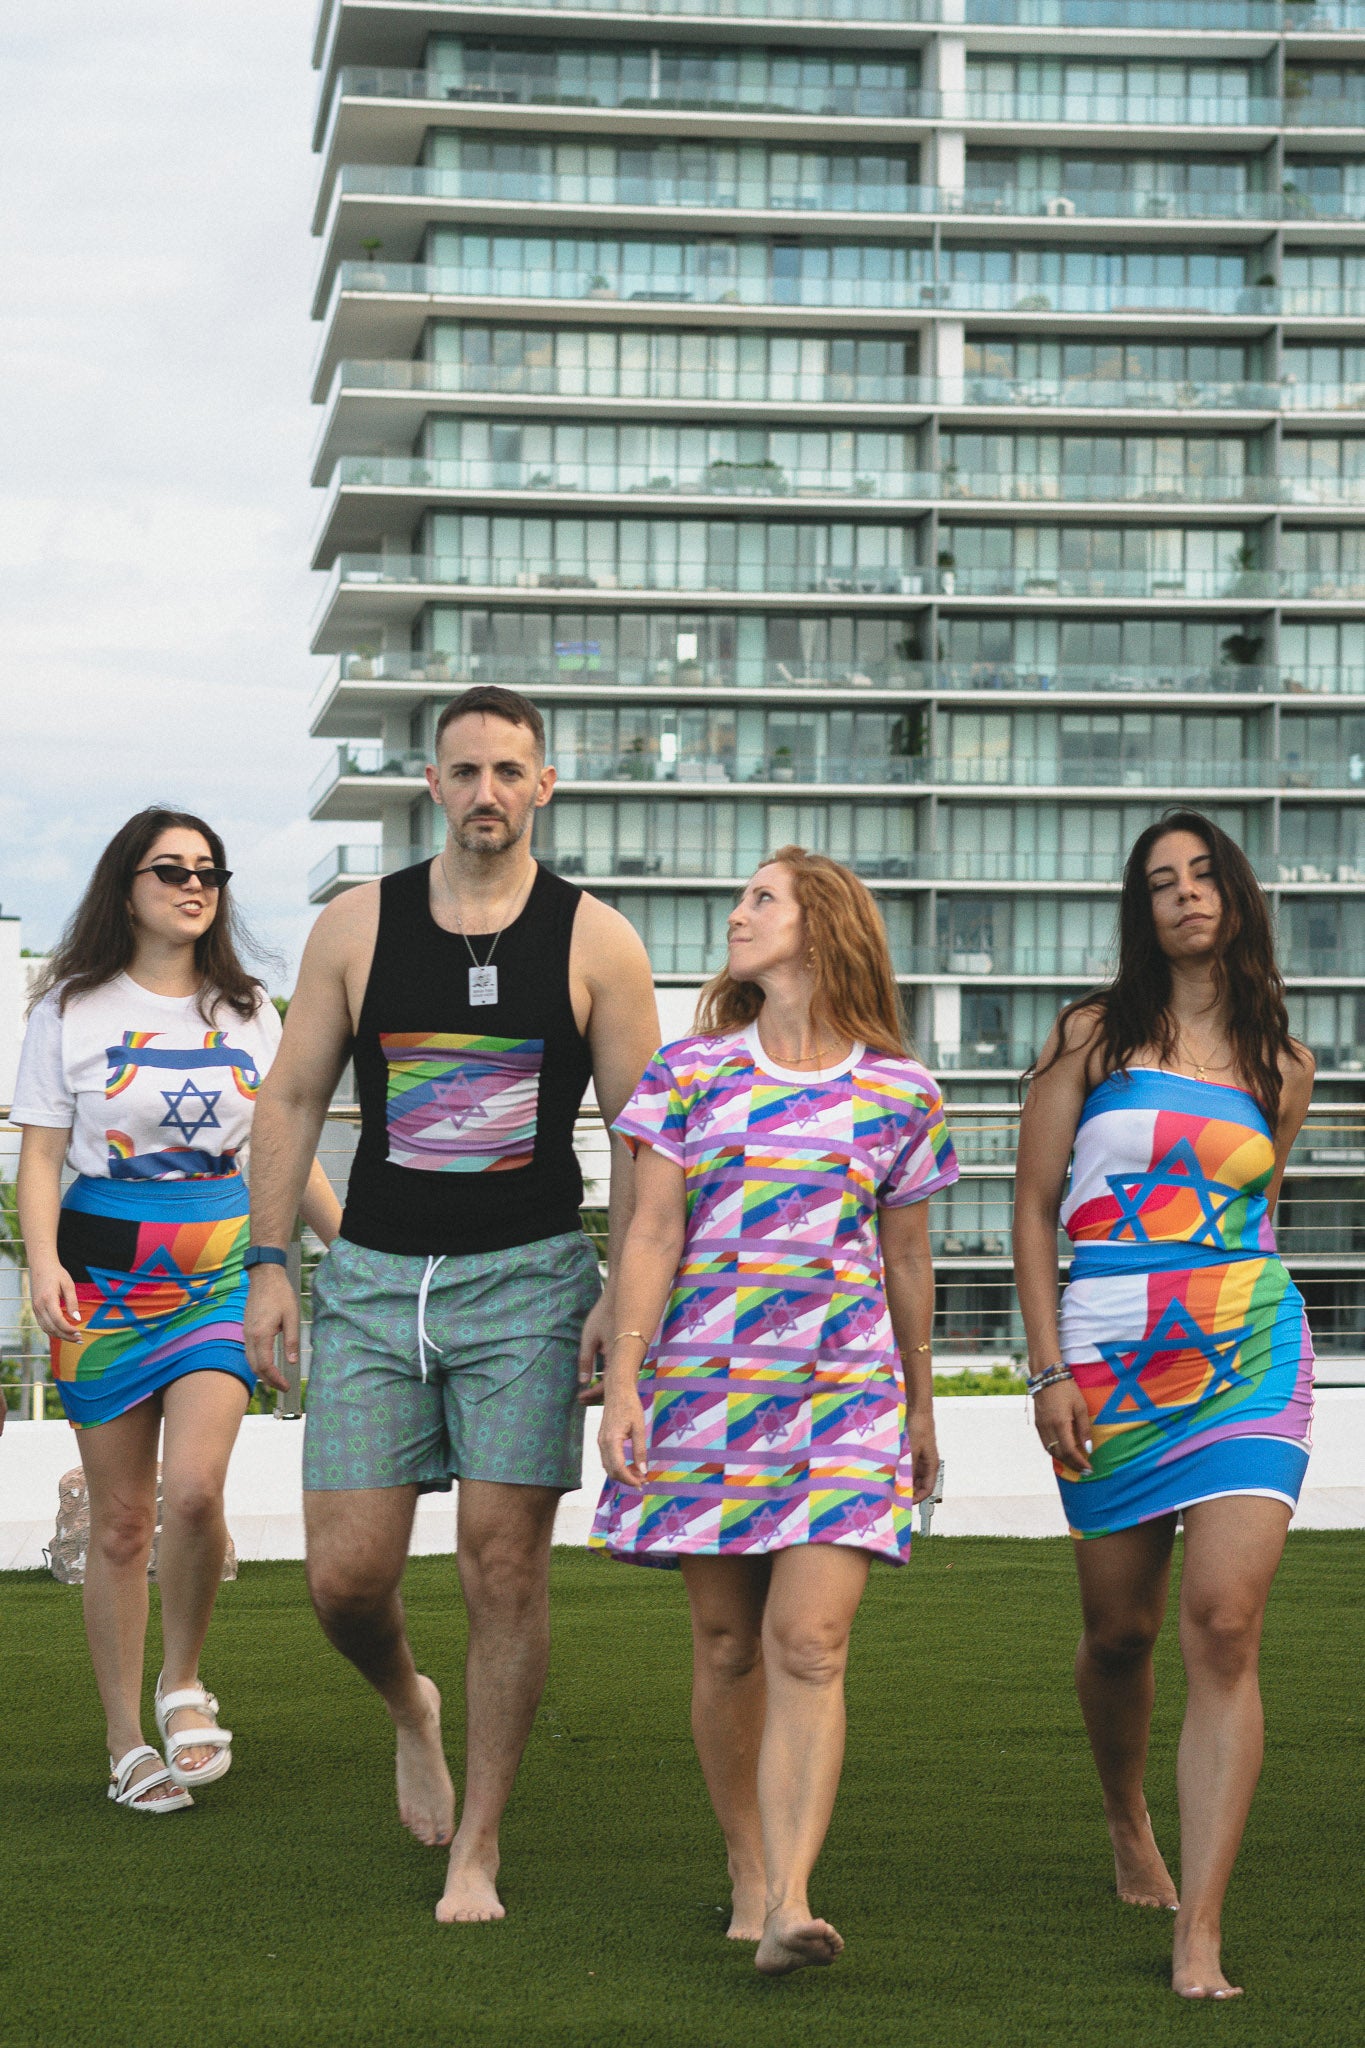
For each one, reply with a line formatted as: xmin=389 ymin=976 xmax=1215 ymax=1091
xmin=914 ymin=1342 xmax=931 ymax=1353
xmin=612 ymin=1330 xmax=649 ymax=1348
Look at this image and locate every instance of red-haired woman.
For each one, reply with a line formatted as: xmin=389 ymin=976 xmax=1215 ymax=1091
xmin=1014 ymin=810 xmax=1315 ymax=2001
xmin=9 ymin=810 xmax=339 ymax=1814
xmin=593 ymin=848 xmax=958 ymax=1975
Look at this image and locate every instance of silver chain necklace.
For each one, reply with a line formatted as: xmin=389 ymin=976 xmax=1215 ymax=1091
xmin=442 ymin=861 xmax=532 ymax=1008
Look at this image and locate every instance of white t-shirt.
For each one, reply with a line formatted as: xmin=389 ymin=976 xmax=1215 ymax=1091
xmin=12 ymin=973 xmax=283 ymax=1181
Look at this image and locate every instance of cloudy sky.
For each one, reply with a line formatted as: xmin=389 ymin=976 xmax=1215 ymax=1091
xmin=1 ymin=0 xmax=345 ymax=985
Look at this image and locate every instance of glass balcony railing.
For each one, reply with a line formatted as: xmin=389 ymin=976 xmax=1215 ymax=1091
xmin=327 ymin=360 xmax=1365 ymax=418
xmin=1284 ymin=97 xmax=1365 ymax=127
xmin=940 ymin=566 xmax=1278 ymax=599
xmin=1280 ymin=570 xmax=1365 ymax=600
xmin=328 ymin=356 xmax=938 ymax=407
xmin=331 ymin=453 xmax=939 ymax=500
xmin=320 ymin=0 xmax=1364 ymax=26
xmin=1285 ymin=951 xmax=1365 ymax=976
xmin=306 ymin=843 xmax=382 ymax=896
xmin=335 ymin=67 xmax=934 ymax=121
xmin=907 ymin=945 xmax=1116 ymax=975
xmin=329 ymin=455 xmax=1365 ymax=508
xmin=340 ymin=164 xmax=945 ymax=215
xmin=329 ymin=261 xmax=1284 ymax=320
xmin=333 ymin=164 xmax=1326 ymax=223
xmin=324 ymin=650 xmax=1364 ymax=701
xmin=326 ymin=552 xmax=1291 ymax=603
xmin=954 ymin=92 xmax=1280 ymax=126
xmin=328 ymin=550 xmax=933 ymax=597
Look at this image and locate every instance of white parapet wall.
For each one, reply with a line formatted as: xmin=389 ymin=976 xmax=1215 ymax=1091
xmin=3 ymin=1391 xmax=1363 ymax=1570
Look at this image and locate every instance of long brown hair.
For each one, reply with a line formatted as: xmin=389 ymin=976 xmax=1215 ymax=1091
xmin=1030 ymin=808 xmax=1300 ymax=1127
xmin=695 ymin=846 xmax=908 ymax=1056
xmin=30 ymin=809 xmax=266 ymax=1023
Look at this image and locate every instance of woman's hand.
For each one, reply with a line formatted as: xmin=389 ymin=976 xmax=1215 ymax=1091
xmin=1033 ymin=1378 xmax=1093 ymax=1476
xmin=906 ymin=1409 xmax=940 ymax=1504
xmin=598 ymin=1375 xmax=649 ymax=1489
xmin=29 ymin=1260 xmax=84 ymax=1344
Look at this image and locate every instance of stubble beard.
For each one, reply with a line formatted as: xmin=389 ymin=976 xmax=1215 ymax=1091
xmin=450 ymin=807 xmax=533 ymax=857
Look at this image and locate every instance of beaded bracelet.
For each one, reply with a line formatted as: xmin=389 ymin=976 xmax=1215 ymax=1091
xmin=1025 ymin=1363 xmax=1074 ymax=1396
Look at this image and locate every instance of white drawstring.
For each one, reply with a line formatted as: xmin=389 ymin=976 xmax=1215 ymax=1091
xmin=416 ymin=1255 xmax=446 ymax=1383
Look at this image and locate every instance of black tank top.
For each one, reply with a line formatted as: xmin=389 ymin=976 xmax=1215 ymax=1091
xmin=341 ymin=860 xmax=593 ymax=1256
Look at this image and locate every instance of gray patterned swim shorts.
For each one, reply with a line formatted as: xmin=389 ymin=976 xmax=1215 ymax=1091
xmin=303 ymin=1231 xmax=601 ymax=1493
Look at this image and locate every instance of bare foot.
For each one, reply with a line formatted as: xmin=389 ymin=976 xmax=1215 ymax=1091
xmin=1107 ymin=1807 xmax=1179 ymax=1910
xmin=436 ymin=1840 xmax=505 ymax=1924
xmin=392 ymin=1675 xmax=454 ymax=1846
xmin=727 ymin=1878 xmax=767 ymax=1942
xmin=1173 ymin=1921 xmax=1242 ymax=2001
xmin=754 ymin=1906 xmax=844 ymax=1976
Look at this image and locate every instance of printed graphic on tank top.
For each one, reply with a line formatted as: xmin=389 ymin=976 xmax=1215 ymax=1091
xmin=381 ymin=1031 xmax=542 ymax=1173
xmin=344 ymin=860 xmax=595 ymax=1256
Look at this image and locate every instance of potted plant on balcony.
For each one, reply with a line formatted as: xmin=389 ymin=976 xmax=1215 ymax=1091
xmin=937 ymin=546 xmax=956 ymax=595
xmin=587 ymin=272 xmax=618 ymax=299
xmin=347 ymin=644 xmax=379 ymax=679
xmin=356 ymin=237 xmax=386 ymax=287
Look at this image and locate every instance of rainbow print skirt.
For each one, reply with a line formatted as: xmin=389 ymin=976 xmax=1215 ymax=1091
xmin=51 ymin=1174 xmax=253 ymax=1427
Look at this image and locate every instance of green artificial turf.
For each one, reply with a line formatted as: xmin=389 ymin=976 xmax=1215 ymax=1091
xmin=2 ymin=1535 xmax=1362 ymax=2048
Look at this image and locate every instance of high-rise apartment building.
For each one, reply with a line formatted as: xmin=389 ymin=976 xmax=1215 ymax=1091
xmin=306 ymin=0 xmax=1365 ymax=1355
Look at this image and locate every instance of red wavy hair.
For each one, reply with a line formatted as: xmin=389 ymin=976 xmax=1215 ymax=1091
xmin=695 ymin=846 xmax=908 ymax=1056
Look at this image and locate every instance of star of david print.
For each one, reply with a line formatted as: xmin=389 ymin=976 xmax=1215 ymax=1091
xmin=775 ymin=1188 xmax=813 ymax=1230
xmin=159 ymin=1078 xmax=221 ymax=1144
xmin=425 ymin=1074 xmax=488 ymax=1130
xmin=751 ymin=1397 xmax=790 ymax=1443
xmin=1093 ymin=1298 xmax=1252 ymax=1433
xmin=841 ymin=1392 xmax=883 ymax=1439
xmin=86 ymin=1249 xmax=217 ymax=1329
xmin=1106 ymin=1137 xmax=1242 ymax=1249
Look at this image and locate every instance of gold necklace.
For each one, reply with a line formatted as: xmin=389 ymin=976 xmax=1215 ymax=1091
xmin=1175 ymin=1033 xmax=1234 ymax=1082
xmin=760 ymin=1034 xmax=850 ymax=1069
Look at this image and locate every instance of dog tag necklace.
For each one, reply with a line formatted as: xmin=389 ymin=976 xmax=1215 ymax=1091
xmin=456 ymin=916 xmax=503 ymax=1007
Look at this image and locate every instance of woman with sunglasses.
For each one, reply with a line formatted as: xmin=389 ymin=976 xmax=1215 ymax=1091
xmin=10 ymin=808 xmax=339 ymax=1813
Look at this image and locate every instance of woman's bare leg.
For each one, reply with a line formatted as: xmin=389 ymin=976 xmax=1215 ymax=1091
xmin=1171 ymin=1495 xmax=1292 ymax=2001
xmin=680 ymin=1555 xmax=771 ymax=1939
xmin=75 ymin=1399 xmax=164 ymax=1799
xmin=1072 ymin=1515 xmax=1180 ymax=1908
xmin=156 ymin=1371 xmax=251 ymax=1773
xmin=753 ymin=1543 xmax=871 ymax=1976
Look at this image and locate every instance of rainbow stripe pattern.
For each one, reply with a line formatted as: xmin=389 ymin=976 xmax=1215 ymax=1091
xmin=52 ymin=1174 xmax=253 ymax=1427
xmin=1056 ymin=1067 xmax=1314 ymax=1538
xmin=590 ymin=1028 xmax=958 ymax=1568
xmin=380 ymin=1031 xmax=543 ymax=1173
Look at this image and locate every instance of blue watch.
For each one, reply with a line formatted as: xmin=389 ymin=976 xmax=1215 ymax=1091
xmin=244 ymin=1246 xmax=289 ymax=1270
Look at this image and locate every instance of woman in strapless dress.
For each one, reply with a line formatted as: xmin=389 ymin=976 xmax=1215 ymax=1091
xmin=1014 ymin=808 xmax=1314 ymax=2004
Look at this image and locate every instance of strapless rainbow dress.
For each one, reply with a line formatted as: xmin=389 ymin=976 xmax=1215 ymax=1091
xmin=1056 ymin=1068 xmax=1314 ymax=1538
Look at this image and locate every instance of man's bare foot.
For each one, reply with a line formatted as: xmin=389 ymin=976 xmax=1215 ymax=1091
xmin=1173 ymin=1921 xmax=1242 ymax=2000
xmin=1107 ymin=1807 xmax=1179 ymax=1909
xmin=754 ymin=1906 xmax=844 ymax=1976
xmin=392 ymin=1675 xmax=454 ymax=1846
xmin=436 ymin=1841 xmax=505 ymax=1924
xmin=727 ymin=1877 xmax=767 ymax=1942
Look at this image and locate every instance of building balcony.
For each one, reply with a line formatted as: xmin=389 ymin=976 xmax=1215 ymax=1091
xmin=318 ymin=167 xmax=1342 ymax=269
xmin=315 ymin=657 xmax=1349 ymax=736
xmin=330 ymin=65 xmax=934 ymax=124
xmin=323 ymin=258 xmax=1286 ymax=327
xmin=307 ymin=842 xmax=382 ymax=901
xmin=328 ymin=550 xmax=1291 ymax=603
xmin=318 ymin=455 xmax=1365 ymax=544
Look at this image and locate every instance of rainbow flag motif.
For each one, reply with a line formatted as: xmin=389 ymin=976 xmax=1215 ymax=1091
xmin=1056 ymin=1067 xmax=1315 ymax=1538
xmin=591 ymin=1027 xmax=959 ymax=1570
xmin=381 ymin=1031 xmax=543 ymax=1173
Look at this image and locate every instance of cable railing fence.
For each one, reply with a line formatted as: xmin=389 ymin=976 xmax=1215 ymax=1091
xmin=5 ymin=1102 xmax=1364 ymax=1416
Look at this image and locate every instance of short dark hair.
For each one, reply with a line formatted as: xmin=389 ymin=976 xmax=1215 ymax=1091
xmin=434 ymin=685 xmax=545 ymax=759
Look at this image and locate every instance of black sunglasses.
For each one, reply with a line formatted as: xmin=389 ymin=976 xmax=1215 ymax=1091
xmin=135 ymin=863 xmax=232 ymax=891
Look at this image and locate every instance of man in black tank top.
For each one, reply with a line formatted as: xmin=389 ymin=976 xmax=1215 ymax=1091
xmin=244 ymin=686 xmax=659 ymax=1922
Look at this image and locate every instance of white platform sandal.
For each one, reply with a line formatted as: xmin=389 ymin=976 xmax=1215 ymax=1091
xmin=155 ymin=1675 xmax=234 ymax=1790
xmin=109 ymin=1744 xmax=194 ymax=1814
